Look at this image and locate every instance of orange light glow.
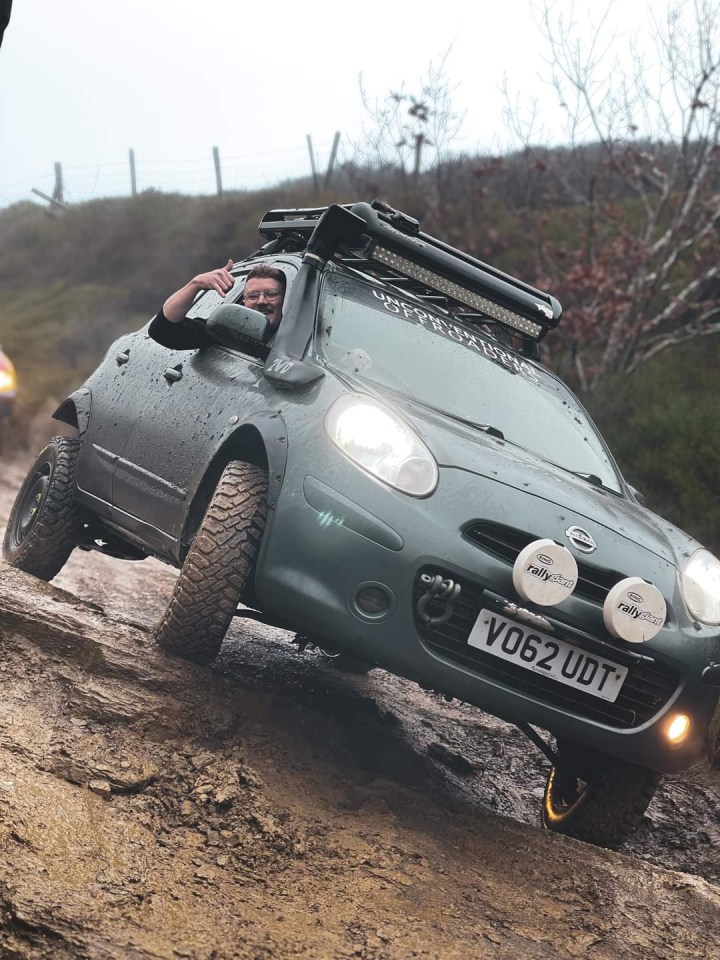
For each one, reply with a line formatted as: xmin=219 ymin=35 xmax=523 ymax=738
xmin=665 ymin=713 xmax=691 ymax=745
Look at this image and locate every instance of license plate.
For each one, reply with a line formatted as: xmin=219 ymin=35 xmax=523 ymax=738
xmin=467 ymin=611 xmax=628 ymax=703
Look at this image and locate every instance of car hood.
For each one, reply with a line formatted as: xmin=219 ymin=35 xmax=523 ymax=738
xmin=343 ymin=380 xmax=699 ymax=569
xmin=424 ymin=408 xmax=696 ymax=564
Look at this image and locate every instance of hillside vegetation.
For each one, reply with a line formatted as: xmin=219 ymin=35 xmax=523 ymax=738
xmin=1 ymin=182 xmax=719 ymax=552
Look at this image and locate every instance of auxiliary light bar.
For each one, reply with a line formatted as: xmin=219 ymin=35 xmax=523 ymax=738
xmin=371 ymin=245 xmax=544 ymax=339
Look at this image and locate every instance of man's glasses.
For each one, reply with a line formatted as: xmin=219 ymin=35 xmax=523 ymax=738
xmin=244 ymin=289 xmax=282 ymax=303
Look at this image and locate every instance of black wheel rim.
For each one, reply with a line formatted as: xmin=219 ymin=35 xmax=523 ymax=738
xmin=14 ymin=462 xmax=52 ymax=545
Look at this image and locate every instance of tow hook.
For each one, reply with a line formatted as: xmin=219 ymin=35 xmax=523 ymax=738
xmin=417 ymin=574 xmax=461 ymax=627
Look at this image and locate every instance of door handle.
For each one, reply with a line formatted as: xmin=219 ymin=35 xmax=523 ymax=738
xmin=163 ymin=365 xmax=183 ymax=383
xmin=115 ymin=350 xmax=130 ymax=366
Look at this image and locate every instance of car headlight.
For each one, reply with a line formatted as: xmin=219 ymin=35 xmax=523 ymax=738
xmin=681 ymin=549 xmax=720 ymax=625
xmin=325 ymin=395 xmax=438 ymax=497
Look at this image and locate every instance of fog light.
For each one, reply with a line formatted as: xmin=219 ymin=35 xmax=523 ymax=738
xmin=351 ymin=582 xmax=395 ymax=622
xmin=665 ymin=713 xmax=691 ymax=745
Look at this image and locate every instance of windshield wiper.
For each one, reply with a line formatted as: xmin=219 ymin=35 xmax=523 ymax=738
xmin=470 ymin=420 xmax=505 ymax=439
xmin=568 ymin=470 xmax=613 ymax=492
xmin=431 ymin=407 xmax=505 ymax=439
xmin=371 ymin=385 xmax=506 ymax=440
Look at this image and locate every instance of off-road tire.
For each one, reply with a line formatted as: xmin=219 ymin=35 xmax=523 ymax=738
xmin=3 ymin=436 xmax=83 ymax=580
xmin=542 ymin=739 xmax=661 ymax=848
xmin=154 ymin=461 xmax=268 ymax=665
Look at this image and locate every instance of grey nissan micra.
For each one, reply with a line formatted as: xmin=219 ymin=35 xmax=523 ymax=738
xmin=5 ymin=201 xmax=720 ymax=847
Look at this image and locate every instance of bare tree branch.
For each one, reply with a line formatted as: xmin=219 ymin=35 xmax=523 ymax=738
xmin=505 ymin=0 xmax=720 ymax=389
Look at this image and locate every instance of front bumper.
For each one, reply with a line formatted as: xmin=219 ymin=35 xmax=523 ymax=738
xmin=254 ymin=434 xmax=720 ymax=774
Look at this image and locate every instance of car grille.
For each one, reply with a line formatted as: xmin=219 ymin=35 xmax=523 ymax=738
xmin=464 ymin=520 xmax=627 ymax=604
xmin=414 ymin=569 xmax=679 ymax=729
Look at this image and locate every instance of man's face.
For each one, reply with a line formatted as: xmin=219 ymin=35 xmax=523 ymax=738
xmin=243 ymin=276 xmax=284 ymax=329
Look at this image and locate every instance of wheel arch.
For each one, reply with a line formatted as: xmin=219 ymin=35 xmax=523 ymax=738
xmin=180 ymin=413 xmax=287 ymax=558
xmin=52 ymin=388 xmax=92 ymax=438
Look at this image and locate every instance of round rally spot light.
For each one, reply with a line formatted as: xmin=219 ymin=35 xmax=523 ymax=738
xmin=603 ymin=576 xmax=666 ymax=643
xmin=512 ymin=538 xmax=578 ymax=606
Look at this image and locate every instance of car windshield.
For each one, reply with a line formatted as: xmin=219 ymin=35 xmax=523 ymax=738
xmin=314 ymin=272 xmax=622 ymax=493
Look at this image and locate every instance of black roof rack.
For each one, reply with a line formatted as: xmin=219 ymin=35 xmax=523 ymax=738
xmin=258 ymin=200 xmax=562 ymax=344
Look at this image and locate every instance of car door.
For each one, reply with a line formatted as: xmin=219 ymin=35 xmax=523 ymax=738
xmin=75 ymin=327 xmax=162 ymax=513
xmin=111 ymin=260 xmax=297 ymax=547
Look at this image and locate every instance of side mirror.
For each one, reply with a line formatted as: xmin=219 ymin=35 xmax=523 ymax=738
xmin=206 ymin=303 xmax=273 ymax=356
xmin=628 ymin=484 xmax=646 ymax=506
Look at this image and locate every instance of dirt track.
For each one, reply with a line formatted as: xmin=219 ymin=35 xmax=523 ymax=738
xmin=0 ymin=456 xmax=719 ymax=959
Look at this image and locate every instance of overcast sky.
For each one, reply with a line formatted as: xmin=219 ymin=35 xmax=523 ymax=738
xmin=0 ymin=0 xmax=671 ymax=207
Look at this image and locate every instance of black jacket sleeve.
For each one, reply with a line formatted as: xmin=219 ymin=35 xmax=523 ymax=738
xmin=148 ymin=308 xmax=213 ymax=350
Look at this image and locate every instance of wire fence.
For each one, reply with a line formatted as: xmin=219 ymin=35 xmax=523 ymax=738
xmin=0 ymin=138 xmax=343 ymax=208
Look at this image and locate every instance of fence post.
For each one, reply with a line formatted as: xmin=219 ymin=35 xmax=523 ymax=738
xmin=129 ymin=148 xmax=137 ymax=196
xmin=52 ymin=162 xmax=63 ymax=202
xmin=306 ymin=135 xmax=319 ymax=194
xmin=413 ymin=135 xmax=424 ymax=182
xmin=31 ymin=187 xmax=69 ymax=212
xmin=324 ymin=131 xmax=341 ymax=189
xmin=213 ymin=146 xmax=223 ymax=197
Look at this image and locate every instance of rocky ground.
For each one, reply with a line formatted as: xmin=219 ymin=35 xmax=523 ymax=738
xmin=0 ymin=456 xmax=718 ymax=959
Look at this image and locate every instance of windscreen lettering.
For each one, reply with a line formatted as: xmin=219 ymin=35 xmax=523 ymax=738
xmin=370 ymin=290 xmax=539 ymax=383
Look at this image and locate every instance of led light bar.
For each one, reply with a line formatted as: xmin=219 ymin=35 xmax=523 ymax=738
xmin=372 ymin=245 xmax=543 ymax=338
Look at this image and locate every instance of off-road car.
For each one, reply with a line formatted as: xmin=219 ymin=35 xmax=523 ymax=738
xmin=5 ymin=200 xmax=720 ymax=848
